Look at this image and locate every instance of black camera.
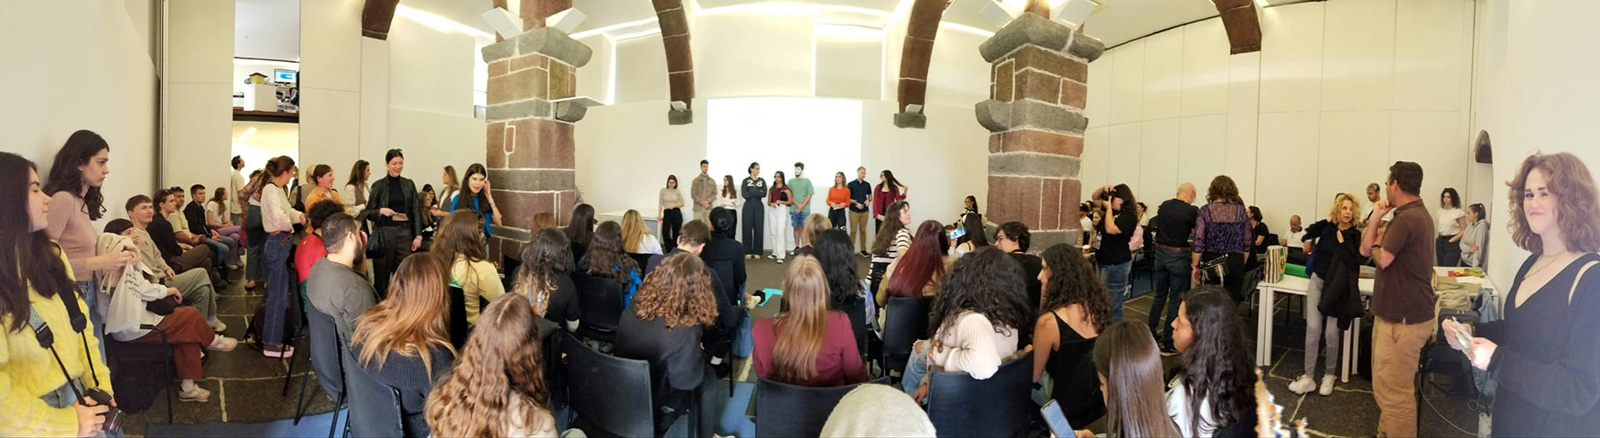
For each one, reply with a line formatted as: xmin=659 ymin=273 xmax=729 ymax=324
xmin=84 ymin=387 xmax=123 ymax=433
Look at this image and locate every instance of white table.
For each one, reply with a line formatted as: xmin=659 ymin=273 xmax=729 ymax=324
xmin=1254 ymin=267 xmax=1497 ymax=382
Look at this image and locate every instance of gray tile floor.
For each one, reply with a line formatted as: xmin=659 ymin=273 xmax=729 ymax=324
xmin=120 ymin=257 xmax=1489 ymax=437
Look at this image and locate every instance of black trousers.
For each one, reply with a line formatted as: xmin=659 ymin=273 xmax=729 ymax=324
xmin=828 ymin=208 xmax=847 ymax=229
xmin=1201 ymin=252 xmax=1248 ymax=302
xmin=742 ymin=201 xmax=764 ymax=255
xmin=1436 ymin=235 xmax=1461 ymax=267
xmin=374 ymin=226 xmax=415 ymax=298
xmin=662 ymin=208 xmax=682 ymax=247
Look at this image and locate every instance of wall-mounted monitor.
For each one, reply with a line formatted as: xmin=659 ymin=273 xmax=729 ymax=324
xmin=274 ymin=69 xmax=297 ymax=85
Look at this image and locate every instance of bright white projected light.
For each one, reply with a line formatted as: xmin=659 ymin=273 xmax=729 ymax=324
xmin=707 ymin=98 xmax=863 ymax=214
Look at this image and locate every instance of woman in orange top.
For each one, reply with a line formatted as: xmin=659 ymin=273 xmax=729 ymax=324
xmin=826 ymin=172 xmax=850 ymax=231
xmin=304 ymin=164 xmax=343 ymax=209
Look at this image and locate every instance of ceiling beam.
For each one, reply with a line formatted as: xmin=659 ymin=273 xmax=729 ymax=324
xmin=1212 ymin=0 xmax=1261 ymax=54
xmin=361 ymin=0 xmax=401 ymax=40
xmin=894 ymin=0 xmax=946 ymax=128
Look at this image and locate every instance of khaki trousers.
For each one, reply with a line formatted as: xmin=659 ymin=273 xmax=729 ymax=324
xmin=1372 ymin=317 xmax=1432 ymax=438
xmin=849 ymin=210 xmax=869 ymax=252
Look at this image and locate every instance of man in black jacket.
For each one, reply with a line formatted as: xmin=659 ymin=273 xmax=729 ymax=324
xmin=367 ymin=149 xmax=423 ymax=295
xmin=1148 ymin=182 xmax=1198 ymax=354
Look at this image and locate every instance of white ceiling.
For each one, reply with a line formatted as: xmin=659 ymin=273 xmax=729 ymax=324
xmin=235 ymin=0 xmax=300 ymax=60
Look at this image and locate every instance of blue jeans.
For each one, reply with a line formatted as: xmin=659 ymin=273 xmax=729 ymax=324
xmin=903 ymin=344 xmax=930 ymax=395
xmin=1148 ymin=248 xmax=1192 ymax=345
xmin=1099 ymin=261 xmax=1131 ymax=321
xmin=202 ymin=237 xmax=231 ymax=270
xmin=264 ymin=233 xmax=292 ymax=348
xmin=76 ymin=279 xmax=107 ymax=359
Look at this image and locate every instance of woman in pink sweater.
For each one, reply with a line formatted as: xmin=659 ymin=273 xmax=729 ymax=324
xmin=42 ymin=130 xmax=138 ymax=346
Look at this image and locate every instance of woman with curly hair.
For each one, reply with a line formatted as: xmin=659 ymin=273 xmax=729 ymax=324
xmin=578 ymin=221 xmax=643 ymax=305
xmin=615 ymin=252 xmax=721 ymax=437
xmin=1168 ymin=287 xmax=1258 ymax=437
xmin=1193 ymin=176 xmax=1252 ymax=301
xmin=350 ymin=253 xmax=455 ymax=437
xmin=1032 ymin=244 xmax=1112 ymax=427
xmin=906 ymin=246 xmax=1032 ymax=401
xmin=425 ymin=296 xmax=556 ymax=437
xmin=752 ymin=256 xmax=868 ymax=387
xmin=513 ymin=228 xmax=580 ymax=334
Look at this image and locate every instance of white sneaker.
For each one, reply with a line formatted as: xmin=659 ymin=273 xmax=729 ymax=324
xmin=209 ymin=319 xmax=228 ymax=333
xmin=1288 ymin=375 xmax=1316 ymax=395
xmin=178 ymin=385 xmax=211 ymax=402
xmin=207 ymin=336 xmax=239 ymax=352
xmin=1318 ymin=375 xmax=1336 ymax=396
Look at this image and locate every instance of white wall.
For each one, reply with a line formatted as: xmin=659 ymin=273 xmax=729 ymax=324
xmin=1084 ymin=0 xmax=1477 ymax=234
xmin=164 ymin=0 xmax=236 ymax=195
xmin=384 ymin=15 xmax=486 ymax=190
xmin=298 ymin=0 xmax=362 ymax=182
xmin=1473 ymin=0 xmax=1600 ymax=289
xmin=0 ymin=0 xmax=158 ymax=226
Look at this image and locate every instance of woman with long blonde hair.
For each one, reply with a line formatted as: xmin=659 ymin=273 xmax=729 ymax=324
xmin=425 ymin=296 xmax=556 ymax=437
xmin=753 ymin=256 xmax=868 ymax=386
xmin=614 ymin=252 xmax=720 ymax=437
xmin=431 ymin=165 xmax=460 ymax=219
xmin=350 ymin=252 xmax=455 ymax=437
xmin=435 ymin=211 xmax=505 ymax=329
xmin=621 ymin=209 xmax=663 ymax=254
xmin=1288 ymin=192 xmax=1362 ymax=396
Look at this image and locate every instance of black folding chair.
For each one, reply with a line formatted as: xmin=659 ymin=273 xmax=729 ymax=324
xmin=560 ymin=332 xmax=657 ymax=437
xmin=572 ymin=273 xmax=625 ymax=344
xmin=754 ymin=377 xmax=891 ymax=437
xmin=104 ymin=324 xmax=175 ymax=423
xmin=296 ymin=303 xmax=348 ymax=437
xmin=926 ymin=352 xmax=1036 ymax=437
xmin=881 ymin=296 xmax=932 ymax=379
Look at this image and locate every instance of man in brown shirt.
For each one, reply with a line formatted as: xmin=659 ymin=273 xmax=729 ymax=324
xmin=1360 ymin=161 xmax=1435 ymax=437
xmin=691 ymin=159 xmax=718 ymax=223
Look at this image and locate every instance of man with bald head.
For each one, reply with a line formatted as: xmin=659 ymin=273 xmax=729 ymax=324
xmin=1147 ymin=182 xmax=1199 ymax=354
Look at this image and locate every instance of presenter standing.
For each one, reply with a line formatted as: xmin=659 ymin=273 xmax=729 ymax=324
xmin=767 ymin=171 xmax=793 ymax=262
xmin=741 ymin=163 xmax=767 ymax=259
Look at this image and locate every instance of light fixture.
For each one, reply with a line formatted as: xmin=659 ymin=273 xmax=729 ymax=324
xmin=545 ymin=8 xmax=587 ymax=34
xmin=238 ymin=127 xmax=257 ymax=142
xmin=570 ymin=17 xmax=659 ymax=40
xmin=1052 ymin=0 xmax=1097 ymax=27
xmin=980 ymin=0 xmax=1023 ymax=27
xmin=481 ymin=7 xmax=522 ymax=38
xmin=905 ymin=104 xmax=924 ymax=114
xmin=395 ymin=5 xmax=494 ymax=40
xmin=1254 ymin=0 xmax=1272 ymax=6
xmin=670 ymin=101 xmax=688 ymax=111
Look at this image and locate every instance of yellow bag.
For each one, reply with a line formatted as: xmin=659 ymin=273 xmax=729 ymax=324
xmin=1264 ymin=245 xmax=1288 ymax=283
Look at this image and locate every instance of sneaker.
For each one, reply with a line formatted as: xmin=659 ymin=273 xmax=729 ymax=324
xmin=178 ymin=386 xmax=211 ymax=402
xmin=1319 ymin=375 xmax=1336 ymax=396
xmin=207 ymin=336 xmax=239 ymax=352
xmin=263 ymin=344 xmax=294 ymax=358
xmin=1288 ymin=375 xmax=1316 ymax=395
xmin=1159 ymin=344 xmax=1179 ymax=357
xmin=775 ymin=258 xmax=784 ymax=264
xmin=860 ymin=251 xmax=870 ymax=258
xmin=209 ymin=319 xmax=228 ymax=333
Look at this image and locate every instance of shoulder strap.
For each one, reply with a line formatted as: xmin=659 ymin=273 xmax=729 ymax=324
xmin=1569 ymin=254 xmax=1600 ymax=305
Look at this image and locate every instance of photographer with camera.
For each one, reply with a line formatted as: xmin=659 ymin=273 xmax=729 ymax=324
xmin=1091 ymin=183 xmax=1139 ymax=321
xmin=1 ymin=151 xmax=118 ymax=437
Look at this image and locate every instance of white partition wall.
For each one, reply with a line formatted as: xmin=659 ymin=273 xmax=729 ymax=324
xmin=164 ymin=0 xmax=235 ymax=194
xmin=1083 ymin=0 xmax=1477 ymax=231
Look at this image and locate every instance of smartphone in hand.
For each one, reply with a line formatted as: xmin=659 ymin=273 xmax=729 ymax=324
xmin=1447 ymin=317 xmax=1475 ymax=362
xmin=1042 ymin=399 xmax=1074 ymax=438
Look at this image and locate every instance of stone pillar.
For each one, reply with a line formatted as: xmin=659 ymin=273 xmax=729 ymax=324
xmin=481 ymin=24 xmax=592 ymax=261
xmin=975 ymin=14 xmax=1104 ymax=250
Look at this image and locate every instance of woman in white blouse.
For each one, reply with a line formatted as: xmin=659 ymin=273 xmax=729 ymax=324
xmin=343 ymin=160 xmax=370 ymax=219
xmin=1436 ymin=188 xmax=1468 ymax=266
xmin=621 ymin=209 xmax=663 ymax=255
xmin=259 ymin=156 xmax=305 ymax=358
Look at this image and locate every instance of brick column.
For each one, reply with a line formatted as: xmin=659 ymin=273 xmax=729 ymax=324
xmin=481 ymin=22 xmax=592 ymax=261
xmin=975 ymin=14 xmax=1104 ymax=250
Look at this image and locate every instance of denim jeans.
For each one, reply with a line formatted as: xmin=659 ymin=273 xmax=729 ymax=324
xmin=263 ymin=233 xmax=292 ymax=348
xmin=76 ymin=279 xmax=107 ymax=359
xmin=1099 ymin=261 xmax=1131 ymax=321
xmin=1148 ymin=248 xmax=1192 ymax=345
xmin=903 ymin=345 xmax=930 ymax=396
xmin=202 ymin=237 xmax=232 ymax=271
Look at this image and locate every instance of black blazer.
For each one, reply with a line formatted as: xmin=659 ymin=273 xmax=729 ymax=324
xmin=367 ymin=176 xmax=423 ymax=236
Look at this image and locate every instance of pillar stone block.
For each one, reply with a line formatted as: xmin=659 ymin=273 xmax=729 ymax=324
xmin=981 ymin=13 xmax=1101 ymax=245
xmin=485 ymin=12 xmax=588 ymax=249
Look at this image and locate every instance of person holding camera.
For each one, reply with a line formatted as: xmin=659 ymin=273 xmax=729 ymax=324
xmin=1091 ymin=183 xmax=1139 ymax=321
xmin=1 ymin=151 xmax=117 ymax=437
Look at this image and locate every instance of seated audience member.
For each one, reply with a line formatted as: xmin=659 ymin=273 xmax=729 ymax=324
xmin=1033 ymin=244 xmax=1112 ymax=427
xmin=114 ymin=200 xmax=224 ymax=330
xmin=614 ymin=253 xmax=721 ymax=437
xmin=877 ymin=220 xmax=953 ymax=308
xmin=793 ymin=213 xmax=830 ymax=257
xmin=204 ymin=187 xmax=243 ymax=264
xmin=512 ymin=228 xmax=581 ymax=335
xmin=700 ymin=208 xmax=748 ymax=304
xmin=950 ymin=213 xmax=988 ymax=257
xmin=820 ymin=384 xmax=937 ymax=437
xmin=1285 ymin=215 xmax=1307 ymax=246
xmin=815 ymin=229 xmax=868 ymax=353
xmin=1458 ymin=203 xmax=1489 ymax=268
xmin=753 ymin=256 xmax=869 ymax=387
xmin=183 ymin=184 xmax=239 ymax=270
xmin=306 ymin=212 xmax=377 ymax=344
xmin=295 ymin=201 xmax=347 ymax=288
xmin=906 ymin=246 xmax=1032 ymax=401
xmin=997 ymin=221 xmax=1044 ymax=315
xmin=529 ymin=212 xmax=558 ymax=232
xmin=147 ymin=190 xmax=221 ymax=286
xmin=99 ymin=220 xmax=240 ymax=403
xmin=646 ymin=220 xmax=737 ymax=359
xmin=565 ymin=203 xmax=597 ymax=262
xmin=426 ymin=296 xmax=558 ymax=437
xmin=1091 ymin=321 xmax=1180 ymax=438
xmin=350 ymin=253 xmax=456 ymax=438
xmin=868 ymin=201 xmax=913 ymax=295
xmin=436 ymin=211 xmax=505 ymax=327
xmin=579 ymin=221 xmax=642 ymax=306
xmin=1168 ymin=288 xmax=1259 ymax=437
xmin=622 ymin=209 xmax=664 ymax=255
xmin=1 ymin=153 xmax=116 ymax=436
